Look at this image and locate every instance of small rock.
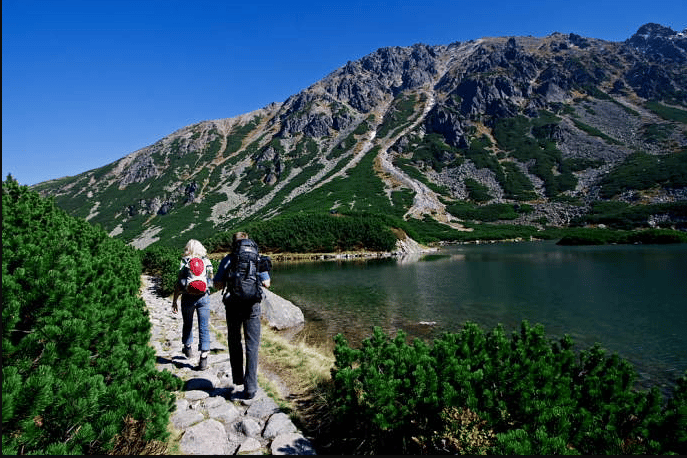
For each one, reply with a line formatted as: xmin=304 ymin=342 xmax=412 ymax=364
xmin=239 ymin=417 xmax=263 ymax=437
xmin=264 ymin=412 xmax=297 ymax=439
xmin=237 ymin=437 xmax=263 ymax=455
xmin=208 ymin=402 xmax=241 ymax=424
xmin=171 ymin=409 xmax=204 ymax=429
xmin=203 ymin=395 xmax=227 ymax=409
xmin=246 ymin=397 xmax=281 ymax=419
xmin=175 ymin=398 xmax=189 ymax=412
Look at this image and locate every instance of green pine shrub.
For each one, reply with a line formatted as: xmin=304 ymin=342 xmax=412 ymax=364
xmin=557 ymin=227 xmax=687 ymax=245
xmin=446 ymin=202 xmax=532 ymax=222
xmin=493 ymin=113 xmax=579 ymax=197
xmin=2 ymin=177 xmax=182 ymax=455
xmin=645 ymin=101 xmax=687 ymax=124
xmin=571 ymin=200 xmax=687 ymax=231
xmin=408 ymin=132 xmax=460 ymax=172
xmin=598 ymin=150 xmax=687 ymax=199
xmin=328 ymin=321 xmax=687 ymax=455
xmin=376 ymin=93 xmax=420 ymax=140
xmin=141 ymin=243 xmax=182 ymax=297
xmin=464 ymin=178 xmax=493 ymax=203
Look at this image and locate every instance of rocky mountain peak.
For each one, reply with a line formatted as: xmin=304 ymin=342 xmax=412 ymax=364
xmin=33 ymin=24 xmax=687 ymax=249
xmin=627 ymin=23 xmax=687 ymax=62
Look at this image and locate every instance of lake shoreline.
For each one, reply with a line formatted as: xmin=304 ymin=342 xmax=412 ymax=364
xmin=209 ymin=236 xmax=552 ymax=264
xmin=208 ymin=228 xmax=686 ymax=265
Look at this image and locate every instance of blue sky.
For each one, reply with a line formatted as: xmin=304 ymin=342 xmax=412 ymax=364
xmin=3 ymin=0 xmax=686 ymax=186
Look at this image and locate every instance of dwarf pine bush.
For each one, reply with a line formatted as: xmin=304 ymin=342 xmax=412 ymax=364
xmin=141 ymin=243 xmax=181 ymax=297
xmin=2 ymin=177 xmax=182 ymax=454
xmin=329 ymin=321 xmax=687 ymax=454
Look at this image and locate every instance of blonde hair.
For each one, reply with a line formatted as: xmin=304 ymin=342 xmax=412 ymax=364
xmin=183 ymin=239 xmax=207 ymax=257
xmin=233 ymin=231 xmax=249 ymax=243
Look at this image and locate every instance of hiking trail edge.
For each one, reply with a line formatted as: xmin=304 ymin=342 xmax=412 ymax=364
xmin=141 ymin=274 xmax=316 ymax=455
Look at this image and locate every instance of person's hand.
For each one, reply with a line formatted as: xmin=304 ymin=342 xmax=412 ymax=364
xmin=172 ymin=302 xmax=178 ymax=314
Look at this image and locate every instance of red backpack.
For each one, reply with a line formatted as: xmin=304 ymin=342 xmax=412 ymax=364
xmin=180 ymin=256 xmax=209 ymax=295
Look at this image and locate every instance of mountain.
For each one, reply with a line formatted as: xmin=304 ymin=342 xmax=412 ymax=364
xmin=33 ymin=23 xmax=687 ymax=249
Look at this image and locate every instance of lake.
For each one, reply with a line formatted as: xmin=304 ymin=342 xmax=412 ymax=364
xmin=270 ymin=240 xmax=687 ymax=392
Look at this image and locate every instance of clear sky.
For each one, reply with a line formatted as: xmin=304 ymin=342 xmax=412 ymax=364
xmin=3 ymin=0 xmax=686 ymax=186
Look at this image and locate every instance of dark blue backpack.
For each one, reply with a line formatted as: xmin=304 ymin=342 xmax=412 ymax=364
xmin=225 ymin=238 xmax=262 ymax=303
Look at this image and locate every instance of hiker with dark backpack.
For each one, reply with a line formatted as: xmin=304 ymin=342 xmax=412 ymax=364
xmin=213 ymin=231 xmax=271 ymax=402
xmin=172 ymin=239 xmax=214 ymax=370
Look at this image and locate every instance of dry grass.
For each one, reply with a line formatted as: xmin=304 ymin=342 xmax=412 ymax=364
xmin=258 ymin=324 xmax=339 ymax=450
xmin=259 ymin=325 xmax=335 ymax=397
xmin=430 ymin=407 xmax=496 ymax=455
xmin=108 ymin=416 xmax=173 ymax=455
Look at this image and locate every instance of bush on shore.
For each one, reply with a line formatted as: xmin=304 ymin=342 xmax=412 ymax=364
xmin=557 ymin=227 xmax=687 ymax=245
xmin=322 ymin=322 xmax=687 ymax=455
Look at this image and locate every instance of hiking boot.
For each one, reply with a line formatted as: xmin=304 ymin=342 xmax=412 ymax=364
xmin=239 ymin=390 xmax=257 ymax=405
xmin=182 ymin=346 xmax=193 ymax=358
xmin=197 ymin=356 xmax=208 ymax=371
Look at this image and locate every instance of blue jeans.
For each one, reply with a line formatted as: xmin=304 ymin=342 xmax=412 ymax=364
xmin=225 ymin=300 xmax=261 ymax=395
xmin=181 ymin=293 xmax=211 ymax=352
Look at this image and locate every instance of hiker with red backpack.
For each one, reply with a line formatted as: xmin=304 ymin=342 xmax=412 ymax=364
xmin=213 ymin=231 xmax=271 ymax=402
xmin=172 ymin=239 xmax=214 ymax=370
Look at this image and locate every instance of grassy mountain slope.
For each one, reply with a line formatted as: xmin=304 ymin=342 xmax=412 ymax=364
xmin=32 ymin=24 xmax=687 ymax=249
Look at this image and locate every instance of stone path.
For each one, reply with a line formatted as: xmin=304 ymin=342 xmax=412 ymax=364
xmin=141 ymin=274 xmax=316 ymax=455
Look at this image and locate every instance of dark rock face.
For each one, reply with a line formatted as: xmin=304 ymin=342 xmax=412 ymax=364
xmin=454 ymin=77 xmax=522 ymax=119
xmin=426 ymin=107 xmax=468 ymax=149
xmin=622 ymin=23 xmax=687 ymax=103
xmin=626 ymin=62 xmax=679 ymax=100
xmin=281 ymin=111 xmax=333 ymax=138
xmin=321 ymin=44 xmax=440 ymax=112
xmin=568 ymin=33 xmax=590 ymax=49
xmin=626 ymin=23 xmax=687 ymax=62
xmin=185 ymin=181 xmax=198 ymax=203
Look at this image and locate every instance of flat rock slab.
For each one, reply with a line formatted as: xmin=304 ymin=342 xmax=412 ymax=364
xmin=180 ymin=419 xmax=232 ymax=455
xmin=264 ymin=412 xmax=298 ymax=439
xmin=171 ymin=409 xmax=204 ymax=430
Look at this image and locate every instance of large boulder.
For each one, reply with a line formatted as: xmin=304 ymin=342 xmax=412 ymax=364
xmin=260 ymin=288 xmax=305 ymax=331
xmin=209 ymin=288 xmax=305 ymax=331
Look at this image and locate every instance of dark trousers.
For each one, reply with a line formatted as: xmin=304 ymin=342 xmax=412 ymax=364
xmin=225 ymin=300 xmax=261 ymax=395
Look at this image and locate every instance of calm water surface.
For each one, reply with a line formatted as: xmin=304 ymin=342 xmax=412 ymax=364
xmin=270 ymin=240 xmax=687 ymax=391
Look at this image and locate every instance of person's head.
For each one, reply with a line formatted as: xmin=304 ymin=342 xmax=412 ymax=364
xmin=233 ymin=231 xmax=249 ymax=243
xmin=183 ymin=239 xmax=207 ymax=257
